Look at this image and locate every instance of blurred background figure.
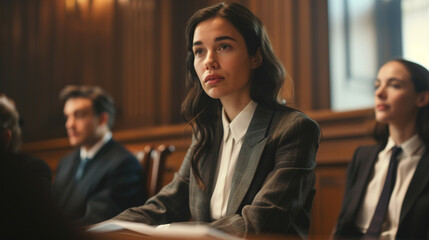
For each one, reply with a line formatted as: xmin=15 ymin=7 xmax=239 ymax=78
xmin=0 ymin=93 xmax=22 ymax=152
xmin=335 ymin=59 xmax=429 ymax=239
xmin=0 ymin=93 xmax=89 ymax=240
xmin=53 ymin=85 xmax=147 ymax=226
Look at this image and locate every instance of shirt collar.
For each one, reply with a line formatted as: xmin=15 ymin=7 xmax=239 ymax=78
xmin=80 ymin=131 xmax=112 ymax=160
xmin=221 ymin=100 xmax=257 ymax=143
xmin=382 ymin=134 xmax=424 ymax=158
xmin=400 ymin=134 xmax=424 ymax=157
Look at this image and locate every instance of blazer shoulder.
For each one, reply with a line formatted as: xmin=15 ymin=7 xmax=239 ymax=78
xmin=107 ymin=139 xmax=137 ymax=159
xmin=2 ymin=152 xmax=51 ymax=176
xmin=96 ymin=139 xmax=140 ymax=169
xmin=352 ymin=144 xmax=381 ymax=162
xmin=275 ymin=106 xmax=318 ymax=125
xmin=272 ymin=107 xmax=320 ymax=136
xmin=20 ymin=153 xmax=51 ymax=176
xmin=345 ymin=144 xmax=381 ymax=183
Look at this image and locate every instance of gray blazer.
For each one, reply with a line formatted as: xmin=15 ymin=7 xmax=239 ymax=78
xmin=114 ymin=104 xmax=320 ymax=238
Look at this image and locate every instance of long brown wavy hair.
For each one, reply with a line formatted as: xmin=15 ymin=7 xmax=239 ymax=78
xmin=181 ymin=2 xmax=289 ymax=189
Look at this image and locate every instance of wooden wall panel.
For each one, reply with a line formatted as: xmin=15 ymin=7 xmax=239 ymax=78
xmin=1 ymin=0 xmax=330 ymax=142
xmin=312 ymin=166 xmax=348 ymax=237
xmin=248 ymin=0 xmax=330 ymax=110
xmin=0 ymin=0 xmax=193 ymax=141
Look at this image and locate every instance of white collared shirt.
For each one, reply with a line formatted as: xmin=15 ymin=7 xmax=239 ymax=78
xmin=80 ymin=131 xmax=112 ymax=161
xmin=210 ymin=100 xmax=257 ymax=220
xmin=356 ymin=134 xmax=425 ymax=240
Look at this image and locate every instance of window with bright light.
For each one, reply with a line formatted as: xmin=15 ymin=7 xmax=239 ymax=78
xmin=329 ymin=0 xmax=429 ymax=111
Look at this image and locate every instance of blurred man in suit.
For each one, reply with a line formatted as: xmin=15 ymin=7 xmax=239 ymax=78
xmin=53 ymin=85 xmax=146 ymax=226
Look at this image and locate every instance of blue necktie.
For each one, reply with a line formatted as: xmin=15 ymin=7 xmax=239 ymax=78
xmin=75 ymin=157 xmax=89 ymax=181
xmin=364 ymin=146 xmax=402 ymax=239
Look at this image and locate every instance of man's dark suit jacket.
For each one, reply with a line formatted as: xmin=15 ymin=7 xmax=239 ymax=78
xmin=114 ymin=104 xmax=320 ymax=238
xmin=53 ymin=139 xmax=146 ymax=225
xmin=335 ymin=144 xmax=429 ymax=239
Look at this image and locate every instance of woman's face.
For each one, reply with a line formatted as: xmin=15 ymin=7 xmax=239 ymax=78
xmin=374 ymin=61 xmax=424 ymax=127
xmin=192 ymin=17 xmax=260 ymax=104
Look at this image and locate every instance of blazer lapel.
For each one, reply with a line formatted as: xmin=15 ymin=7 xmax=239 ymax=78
xmin=399 ymin=152 xmax=429 ymax=224
xmin=195 ymin=121 xmax=223 ymax=221
xmin=76 ymin=139 xmax=115 ymax=191
xmin=346 ymin=145 xmax=382 ymax=222
xmin=67 ymin=151 xmax=82 ymax=183
xmin=226 ymin=105 xmax=273 ymax=215
xmin=57 ymin=151 xmax=81 ymax=207
xmin=81 ymin=138 xmax=116 ymax=177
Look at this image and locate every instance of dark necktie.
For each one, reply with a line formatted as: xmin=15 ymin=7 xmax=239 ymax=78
xmin=75 ymin=157 xmax=90 ymax=181
xmin=364 ymin=146 xmax=402 ymax=239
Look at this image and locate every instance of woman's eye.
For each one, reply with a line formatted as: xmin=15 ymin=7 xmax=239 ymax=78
xmin=193 ymin=49 xmax=204 ymax=56
xmin=218 ymin=44 xmax=230 ymax=51
xmin=388 ymin=82 xmax=401 ymax=89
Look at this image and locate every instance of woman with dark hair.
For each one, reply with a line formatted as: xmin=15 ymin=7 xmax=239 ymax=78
xmin=113 ymin=2 xmax=320 ymax=238
xmin=335 ymin=59 xmax=429 ymax=239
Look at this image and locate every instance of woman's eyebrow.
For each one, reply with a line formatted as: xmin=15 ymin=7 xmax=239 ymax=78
xmin=387 ymin=78 xmax=404 ymax=83
xmin=193 ymin=41 xmax=202 ymax=47
xmin=214 ymin=36 xmax=235 ymax=42
xmin=193 ymin=35 xmax=236 ymax=47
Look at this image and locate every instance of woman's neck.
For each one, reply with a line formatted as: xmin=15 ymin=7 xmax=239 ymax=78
xmin=389 ymin=121 xmax=417 ymax=145
xmin=221 ymin=97 xmax=251 ymax=122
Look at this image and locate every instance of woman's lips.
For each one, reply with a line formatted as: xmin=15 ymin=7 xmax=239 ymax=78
xmin=376 ymin=104 xmax=389 ymax=111
xmin=205 ymin=74 xmax=224 ymax=84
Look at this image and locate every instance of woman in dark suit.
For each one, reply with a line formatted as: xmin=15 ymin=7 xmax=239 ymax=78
xmin=113 ymin=2 xmax=320 ymax=238
xmin=335 ymin=59 xmax=429 ymax=239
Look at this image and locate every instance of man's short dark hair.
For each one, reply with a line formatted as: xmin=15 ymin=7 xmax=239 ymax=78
xmin=60 ymin=85 xmax=115 ymax=128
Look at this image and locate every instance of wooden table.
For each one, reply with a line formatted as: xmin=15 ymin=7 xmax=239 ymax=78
xmin=90 ymin=229 xmax=303 ymax=240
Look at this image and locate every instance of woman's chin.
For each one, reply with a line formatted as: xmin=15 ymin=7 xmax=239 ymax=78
xmin=375 ymin=114 xmax=390 ymax=124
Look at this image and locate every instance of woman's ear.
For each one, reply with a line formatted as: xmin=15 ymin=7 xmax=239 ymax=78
xmin=251 ymin=48 xmax=262 ymax=69
xmin=417 ymin=91 xmax=429 ymax=107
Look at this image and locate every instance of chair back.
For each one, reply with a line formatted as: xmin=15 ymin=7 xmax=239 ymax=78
xmin=148 ymin=144 xmax=175 ymax=197
xmin=134 ymin=144 xmax=175 ymax=198
xmin=134 ymin=145 xmax=152 ymax=194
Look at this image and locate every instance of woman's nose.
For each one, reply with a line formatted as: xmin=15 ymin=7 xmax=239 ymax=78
xmin=375 ymin=85 xmax=386 ymax=99
xmin=204 ymin=52 xmax=219 ymax=70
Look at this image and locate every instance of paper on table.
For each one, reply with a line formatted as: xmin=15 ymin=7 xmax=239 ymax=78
xmin=87 ymin=220 xmax=243 ymax=240
xmin=88 ymin=220 xmax=158 ymax=235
